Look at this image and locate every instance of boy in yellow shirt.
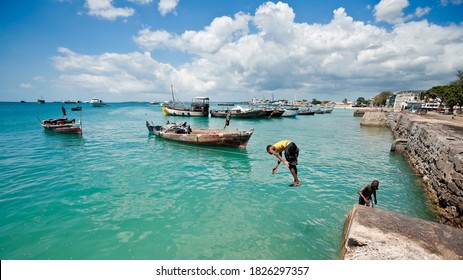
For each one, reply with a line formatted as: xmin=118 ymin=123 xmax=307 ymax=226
xmin=266 ymin=140 xmax=300 ymax=186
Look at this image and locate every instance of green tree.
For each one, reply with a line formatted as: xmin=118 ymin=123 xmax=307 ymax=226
xmin=311 ymin=98 xmax=321 ymax=105
xmin=450 ymin=69 xmax=463 ymax=85
xmin=427 ymin=70 xmax=463 ymax=111
xmin=373 ymin=91 xmax=393 ymax=106
xmin=356 ymin=97 xmax=367 ymax=104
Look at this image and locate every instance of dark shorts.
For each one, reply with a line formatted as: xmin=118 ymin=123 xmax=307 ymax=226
xmin=284 ymin=142 xmax=299 ymax=166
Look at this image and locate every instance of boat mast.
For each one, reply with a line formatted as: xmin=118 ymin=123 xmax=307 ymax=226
xmin=171 ymin=84 xmax=175 ymax=104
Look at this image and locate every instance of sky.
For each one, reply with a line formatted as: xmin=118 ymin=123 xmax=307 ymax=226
xmin=0 ymin=0 xmax=462 ymax=102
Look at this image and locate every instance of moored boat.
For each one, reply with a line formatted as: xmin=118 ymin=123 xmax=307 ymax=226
xmin=41 ymin=118 xmax=82 ymax=134
xmin=210 ymin=106 xmax=262 ymax=118
xmin=146 ymin=121 xmax=254 ymax=149
xmin=162 ymin=97 xmax=210 ymax=117
xmin=313 ymin=109 xmax=326 ymax=114
xmin=297 ymin=109 xmax=315 ymax=115
xmin=90 ymin=98 xmax=106 ymax=107
xmin=280 ymin=107 xmax=298 ymax=117
xmin=161 ymin=85 xmax=210 ymax=117
xmin=256 ymin=107 xmax=285 ymax=118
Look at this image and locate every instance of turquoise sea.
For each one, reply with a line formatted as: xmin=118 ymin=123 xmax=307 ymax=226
xmin=0 ymin=102 xmax=436 ymax=260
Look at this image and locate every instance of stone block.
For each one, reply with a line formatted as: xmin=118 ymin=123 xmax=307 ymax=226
xmin=341 ymin=205 xmax=463 ymax=259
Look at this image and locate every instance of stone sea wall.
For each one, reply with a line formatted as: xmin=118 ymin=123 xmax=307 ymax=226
xmin=361 ymin=111 xmax=463 ymax=228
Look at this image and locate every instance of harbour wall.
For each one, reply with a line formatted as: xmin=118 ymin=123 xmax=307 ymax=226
xmin=360 ymin=111 xmax=463 ymax=228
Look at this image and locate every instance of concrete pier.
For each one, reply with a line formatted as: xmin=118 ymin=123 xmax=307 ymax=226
xmin=341 ymin=205 xmax=463 ymax=260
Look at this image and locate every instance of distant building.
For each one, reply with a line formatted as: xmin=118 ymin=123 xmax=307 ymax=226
xmin=391 ymin=90 xmax=425 ymax=111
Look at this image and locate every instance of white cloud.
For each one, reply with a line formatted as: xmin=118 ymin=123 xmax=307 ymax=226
xmin=55 ymin=2 xmax=463 ymax=101
xmin=158 ymin=0 xmax=180 ymax=16
xmin=374 ymin=0 xmax=409 ymax=24
xmin=33 ymin=76 xmax=46 ymax=82
xmin=129 ymin=0 xmax=153 ymax=4
xmin=52 ymin=48 xmax=211 ymax=97
xmin=85 ymin=0 xmax=134 ymax=20
xmin=20 ymin=83 xmax=32 ymax=89
xmin=134 ymin=12 xmax=250 ymax=53
xmin=440 ymin=0 xmax=463 ymax=6
xmin=414 ymin=7 xmax=431 ymax=18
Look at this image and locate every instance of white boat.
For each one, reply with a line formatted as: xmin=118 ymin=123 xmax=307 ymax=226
xmin=161 ymin=86 xmax=209 ymax=117
xmin=90 ymin=98 xmax=106 ymax=107
xmin=162 ymin=97 xmax=210 ymax=117
xmin=281 ymin=107 xmax=298 ymax=117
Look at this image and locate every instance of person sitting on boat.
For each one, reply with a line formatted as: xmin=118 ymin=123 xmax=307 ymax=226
xmin=266 ymin=140 xmax=300 ymax=187
xmin=174 ymin=123 xmax=190 ymax=134
xmin=182 ymin=122 xmax=191 ymax=134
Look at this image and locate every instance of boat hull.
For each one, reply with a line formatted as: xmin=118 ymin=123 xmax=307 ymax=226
xmin=162 ymin=106 xmax=208 ymax=117
xmin=45 ymin=126 xmax=82 ymax=134
xmin=41 ymin=121 xmax=82 ymax=134
xmin=147 ymin=122 xmax=253 ymax=149
xmin=210 ymin=109 xmax=262 ymax=118
xmin=297 ymin=110 xmax=315 ymax=115
xmin=281 ymin=108 xmax=298 ymax=117
xmin=257 ymin=108 xmax=284 ymax=118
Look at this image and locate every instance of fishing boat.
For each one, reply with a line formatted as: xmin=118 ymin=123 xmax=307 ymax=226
xmin=146 ymin=121 xmax=254 ymax=149
xmin=297 ymin=109 xmax=315 ymax=115
xmin=280 ymin=106 xmax=299 ymax=117
xmin=210 ymin=106 xmax=262 ymax=118
xmin=40 ymin=118 xmax=82 ymax=134
xmin=256 ymin=107 xmax=285 ymax=118
xmin=71 ymin=106 xmax=82 ymax=111
xmin=90 ymin=97 xmax=106 ymax=107
xmin=161 ymin=85 xmax=210 ymax=117
xmin=162 ymin=97 xmax=210 ymax=116
xmin=37 ymin=97 xmax=45 ymax=104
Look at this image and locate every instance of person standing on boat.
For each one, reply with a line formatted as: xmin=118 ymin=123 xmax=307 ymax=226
xmin=266 ymin=140 xmax=300 ymax=187
xmin=358 ymin=180 xmax=379 ymax=207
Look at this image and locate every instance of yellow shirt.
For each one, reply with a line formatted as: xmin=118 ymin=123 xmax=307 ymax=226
xmin=273 ymin=140 xmax=290 ymax=154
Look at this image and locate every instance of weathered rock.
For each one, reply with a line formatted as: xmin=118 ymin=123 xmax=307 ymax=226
xmin=341 ymin=205 xmax=463 ymax=260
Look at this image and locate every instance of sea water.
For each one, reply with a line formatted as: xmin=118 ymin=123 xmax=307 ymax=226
xmin=0 ymin=102 xmax=436 ymax=259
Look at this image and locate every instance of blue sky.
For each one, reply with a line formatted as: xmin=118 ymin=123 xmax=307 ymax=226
xmin=1 ymin=0 xmax=462 ymax=102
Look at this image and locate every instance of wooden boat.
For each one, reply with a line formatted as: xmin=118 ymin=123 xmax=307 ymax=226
xmin=37 ymin=97 xmax=45 ymax=104
xmin=280 ymin=107 xmax=298 ymax=117
xmin=162 ymin=96 xmax=210 ymax=117
xmin=71 ymin=106 xmax=82 ymax=111
xmin=162 ymin=85 xmax=209 ymax=117
xmin=210 ymin=106 xmax=262 ymax=118
xmin=297 ymin=109 xmax=315 ymax=115
xmin=41 ymin=118 xmax=82 ymax=134
xmin=313 ymin=109 xmax=326 ymax=114
xmin=256 ymin=108 xmax=285 ymax=118
xmin=146 ymin=121 xmax=254 ymax=149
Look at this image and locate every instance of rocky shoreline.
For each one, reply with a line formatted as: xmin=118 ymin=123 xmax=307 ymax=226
xmin=360 ymin=110 xmax=463 ymax=228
